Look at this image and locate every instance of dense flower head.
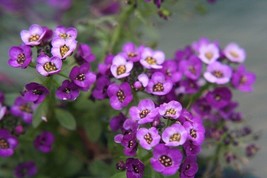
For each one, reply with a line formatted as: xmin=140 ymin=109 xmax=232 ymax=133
xmin=224 ymin=43 xmax=246 ymax=63
xmin=36 ymin=55 xmax=62 ymax=76
xmin=204 ymin=61 xmax=232 ymax=84
xmin=0 ymin=129 xmax=18 ymax=157
xmin=14 ymin=161 xmax=37 ymax=178
xmin=23 ymin=82 xmax=49 ymax=104
xmin=20 ymin=24 xmax=46 ymax=46
xmin=34 ymin=131 xmax=55 ymax=153
xmin=8 ymin=45 xmax=32 ymax=69
xmin=56 ymin=80 xmax=80 ymax=101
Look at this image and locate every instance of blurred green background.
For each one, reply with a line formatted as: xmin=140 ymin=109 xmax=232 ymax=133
xmin=0 ymin=0 xmax=266 ymax=177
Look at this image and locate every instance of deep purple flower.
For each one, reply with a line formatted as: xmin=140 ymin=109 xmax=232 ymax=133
xmin=34 ymin=131 xmax=54 ymax=153
xmin=53 ymin=26 xmax=77 ymax=40
xmin=136 ymin=127 xmax=160 ymax=150
xmin=69 ymin=64 xmax=96 ymax=90
xmin=121 ymin=133 xmax=138 ymax=156
xmin=183 ymin=140 xmax=201 ymax=156
xmin=100 ymin=1 xmax=121 ymax=15
xmin=245 ymin=144 xmax=259 ymax=157
xmin=36 ymin=55 xmax=62 ymax=76
xmin=11 ymin=96 xmax=36 ymax=124
xmin=192 ymin=98 xmax=211 ymax=117
xmin=8 ymin=45 xmax=32 ymax=69
xmin=183 ymin=120 xmax=205 ymax=145
xmin=20 ymin=24 xmax=46 ymax=46
xmin=75 ymin=43 xmax=96 ymax=64
xmin=180 ymin=156 xmax=198 ymax=178
xmin=126 ymin=158 xmax=144 ymax=178
xmin=178 ymin=109 xmax=193 ymax=124
xmin=14 ymin=161 xmax=37 ymax=178
xmin=121 ymin=42 xmax=143 ymax=62
xmin=198 ymin=43 xmax=220 ymax=64
xmin=174 ymin=47 xmax=193 ymax=62
xmin=51 ymin=38 xmax=77 ymax=59
xmin=129 ymin=99 xmax=158 ymax=124
xmin=205 ymin=87 xmax=232 ymax=109
xmin=146 ymin=72 xmax=173 ymax=95
xmin=0 ymin=129 xmax=18 ymax=157
xmin=218 ymin=101 xmax=238 ymax=119
xmin=0 ymin=103 xmax=7 ymax=120
xmin=98 ymin=54 xmax=114 ymax=75
xmin=224 ymin=43 xmax=246 ymax=63
xmin=91 ymin=75 xmax=110 ymax=100
xmin=162 ymin=124 xmax=187 ymax=146
xmin=110 ymin=55 xmax=133 ymax=79
xmin=180 ymin=55 xmax=202 ymax=80
xmin=56 ymin=80 xmax=80 ymax=101
xmin=107 ymin=82 xmax=133 ymax=110
xmin=160 ymin=60 xmax=182 ymax=83
xmin=179 ymin=79 xmax=200 ymax=94
xmin=109 ymin=113 xmax=126 ymax=132
xmin=204 ymin=61 xmax=232 ymax=84
xmin=231 ymin=65 xmax=256 ymax=92
xmin=14 ymin=125 xmax=24 ymax=135
xmin=150 ymin=144 xmax=183 ymax=176
xmin=23 ymin=82 xmax=49 ymax=104
xmin=159 ymin=101 xmax=182 ymax=119
xmin=0 ymin=92 xmax=4 ymax=103
xmin=140 ymin=47 xmax=165 ymax=69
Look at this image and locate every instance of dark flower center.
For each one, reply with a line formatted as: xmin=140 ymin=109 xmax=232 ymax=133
xmin=159 ymin=155 xmax=172 ymax=167
xmin=76 ymin=73 xmax=86 ymax=81
xmin=215 ymin=94 xmax=221 ymax=101
xmin=145 ymin=56 xmax=156 ymax=65
xmin=139 ymin=109 xmax=150 ymax=118
xmin=205 ymin=52 xmax=213 ymax=60
xmin=165 ymin=108 xmax=176 ymax=116
xmin=188 ymin=66 xmax=196 ymax=74
xmin=128 ymin=140 xmax=135 ymax=148
xmin=186 ymin=164 xmax=191 ymax=170
xmin=29 ymin=34 xmax=40 ymax=42
xmin=133 ymin=165 xmax=139 ymax=173
xmin=144 ymin=133 xmax=153 ymax=144
xmin=212 ymin=70 xmax=224 ymax=78
xmin=153 ymin=83 xmax=164 ymax=92
xmin=0 ymin=138 xmax=9 ymax=149
xmin=19 ymin=104 xmax=33 ymax=113
xmin=17 ymin=53 xmax=25 ymax=64
xmin=64 ymin=88 xmax=71 ymax=94
xmin=44 ymin=62 xmax=57 ymax=72
xmin=128 ymin=52 xmax=137 ymax=58
xmin=117 ymin=90 xmax=125 ymax=102
xmin=169 ymin=133 xmax=181 ymax=142
xmin=60 ymin=45 xmax=70 ymax=58
xmin=190 ymin=129 xmax=197 ymax=138
xmin=116 ymin=65 xmax=126 ymax=75
xmin=32 ymin=89 xmax=43 ymax=95
xmin=60 ymin=33 xmax=70 ymax=39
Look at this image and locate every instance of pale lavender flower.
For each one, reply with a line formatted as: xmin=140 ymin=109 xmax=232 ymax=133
xmin=140 ymin=47 xmax=165 ymax=69
xmin=0 ymin=104 xmax=7 ymax=120
xmin=204 ymin=61 xmax=232 ymax=84
xmin=198 ymin=43 xmax=220 ymax=64
xmin=158 ymin=101 xmax=182 ymax=119
xmin=36 ymin=55 xmax=62 ymax=76
xmin=20 ymin=24 xmax=46 ymax=46
xmin=183 ymin=120 xmax=205 ymax=145
xmin=162 ymin=124 xmax=188 ymax=146
xmin=110 ymin=55 xmax=133 ymax=79
xmin=53 ymin=26 xmax=77 ymax=41
xmin=136 ymin=127 xmax=160 ymax=150
xmin=51 ymin=38 xmax=77 ymax=59
xmin=224 ymin=43 xmax=246 ymax=63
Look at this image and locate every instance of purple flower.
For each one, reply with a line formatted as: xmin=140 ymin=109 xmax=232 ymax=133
xmin=224 ymin=43 xmax=246 ymax=63
xmin=121 ymin=42 xmax=143 ymax=62
xmin=75 ymin=43 xmax=96 ymax=64
xmin=47 ymin=0 xmax=72 ymax=10
xmin=14 ymin=161 xmax=37 ymax=178
xmin=133 ymin=73 xmax=149 ymax=90
xmin=160 ymin=60 xmax=182 ymax=83
xmin=53 ymin=26 xmax=77 ymax=40
xmin=183 ymin=140 xmax=201 ymax=156
xmin=146 ymin=72 xmax=173 ymax=95
xmin=183 ymin=120 xmax=205 ymax=145
xmin=159 ymin=101 xmax=182 ymax=119
xmin=56 ymin=80 xmax=80 ymax=101
xmin=0 ymin=129 xmax=18 ymax=157
xmin=34 ymin=131 xmax=54 ymax=153
xmin=100 ymin=1 xmax=121 ymax=15
xmin=162 ymin=124 xmax=187 ymax=146
xmin=140 ymin=47 xmax=165 ymax=69
xmin=91 ymin=75 xmax=110 ymax=100
xmin=109 ymin=113 xmax=126 ymax=132
xmin=191 ymin=37 xmax=219 ymax=53
xmin=107 ymin=82 xmax=133 ymax=110
xmin=0 ymin=92 xmax=4 ymax=103
xmin=205 ymin=87 xmax=232 ymax=108
xmin=121 ymin=133 xmax=138 ymax=156
xmin=126 ymin=158 xmax=144 ymax=178
xmin=20 ymin=24 xmax=46 ymax=46
xmin=36 ymin=55 xmax=62 ymax=76
xmin=51 ymin=38 xmax=77 ymax=59
xmin=180 ymin=156 xmax=198 ymax=178
xmin=204 ymin=61 xmax=232 ymax=84
xmin=110 ymin=55 xmax=133 ymax=79
xmin=129 ymin=99 xmax=158 ymax=124
xmin=11 ymin=96 xmax=36 ymax=124
xmin=136 ymin=127 xmax=160 ymax=150
xmin=0 ymin=104 xmax=7 ymax=120
xmin=8 ymin=45 xmax=32 ymax=69
xmin=23 ymin=82 xmax=49 ymax=104
xmin=192 ymin=98 xmax=211 ymax=117
xmin=218 ymin=101 xmax=238 ymax=119
xmin=178 ymin=109 xmax=193 ymax=124
xmin=198 ymin=43 xmax=220 ymax=64
xmin=179 ymin=79 xmax=200 ymax=94
xmin=180 ymin=55 xmax=202 ymax=80
xmin=231 ymin=65 xmax=256 ymax=92
xmin=69 ymin=64 xmax=96 ymax=90
xmin=150 ymin=144 xmax=183 ymax=176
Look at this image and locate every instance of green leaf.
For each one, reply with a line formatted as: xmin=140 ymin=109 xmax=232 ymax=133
xmin=111 ymin=172 xmax=126 ymax=178
xmin=33 ymin=101 xmax=48 ymax=128
xmin=55 ymin=109 xmax=76 ymax=130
